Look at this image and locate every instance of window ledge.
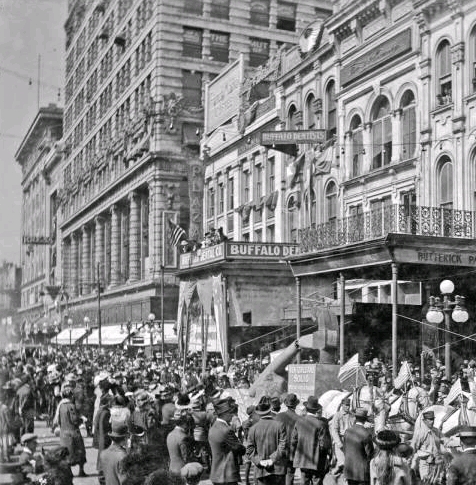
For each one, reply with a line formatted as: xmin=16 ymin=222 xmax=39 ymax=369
xmin=464 ymin=92 xmax=476 ymax=105
xmin=342 ymin=158 xmax=416 ymax=187
xmin=430 ymin=102 xmax=454 ymax=117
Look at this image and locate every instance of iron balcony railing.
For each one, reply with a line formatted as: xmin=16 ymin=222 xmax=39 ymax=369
xmin=299 ymin=204 xmax=476 ymax=254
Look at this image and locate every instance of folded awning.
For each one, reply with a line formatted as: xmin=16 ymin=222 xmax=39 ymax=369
xmin=87 ymin=325 xmax=130 ymax=346
xmin=52 ymin=327 xmax=88 ymax=345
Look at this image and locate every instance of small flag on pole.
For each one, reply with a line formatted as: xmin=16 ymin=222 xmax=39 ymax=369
xmin=338 ymin=353 xmax=360 ymax=383
xmin=444 ymin=378 xmax=462 ymax=406
xmin=168 ymin=219 xmax=187 ymax=246
xmin=394 ymin=361 xmax=412 ymax=390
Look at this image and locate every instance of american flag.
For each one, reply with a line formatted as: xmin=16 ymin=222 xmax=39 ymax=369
xmin=444 ymin=378 xmax=462 ymax=406
xmin=168 ymin=219 xmax=187 ymax=246
xmin=394 ymin=361 xmax=412 ymax=390
xmin=338 ymin=353 xmax=360 ymax=383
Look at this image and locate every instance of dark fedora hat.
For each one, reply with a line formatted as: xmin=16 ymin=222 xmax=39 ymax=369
xmin=213 ymin=397 xmax=237 ymax=416
xmin=109 ymin=423 xmax=129 ymax=439
xmin=284 ymin=393 xmax=300 ymax=408
xmin=375 ymin=430 xmax=400 ymax=450
xmin=304 ymin=396 xmax=321 ymax=413
xmin=255 ymin=401 xmax=272 ymax=416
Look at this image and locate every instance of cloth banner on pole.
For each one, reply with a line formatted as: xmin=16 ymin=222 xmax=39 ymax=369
xmin=212 ymin=274 xmax=227 ymax=367
xmin=197 ymin=278 xmax=214 ymax=315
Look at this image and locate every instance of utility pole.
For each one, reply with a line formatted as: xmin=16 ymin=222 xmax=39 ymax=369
xmin=97 ymin=262 xmax=102 ymax=351
xmin=161 ymin=264 xmax=165 ymax=362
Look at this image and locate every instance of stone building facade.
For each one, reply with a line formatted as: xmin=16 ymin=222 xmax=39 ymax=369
xmin=59 ymin=0 xmax=329 ymax=340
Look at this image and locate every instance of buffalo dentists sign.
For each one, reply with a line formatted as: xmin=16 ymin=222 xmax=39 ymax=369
xmin=179 ymin=242 xmax=299 ymax=269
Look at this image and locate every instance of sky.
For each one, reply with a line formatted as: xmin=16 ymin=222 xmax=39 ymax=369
xmin=0 ymin=0 xmax=67 ymax=265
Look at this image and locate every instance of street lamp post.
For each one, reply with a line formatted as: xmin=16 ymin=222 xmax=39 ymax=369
xmin=84 ymin=316 xmax=90 ymax=347
xmin=67 ymin=318 xmax=73 ymax=349
xmin=146 ymin=313 xmax=161 ymax=358
xmin=53 ymin=320 xmax=59 ymax=350
xmin=120 ymin=320 xmax=133 ymax=349
xmin=426 ymin=279 xmax=469 ymax=380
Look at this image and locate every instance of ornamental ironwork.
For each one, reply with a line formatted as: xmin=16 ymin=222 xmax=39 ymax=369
xmin=299 ymin=204 xmax=476 ymax=254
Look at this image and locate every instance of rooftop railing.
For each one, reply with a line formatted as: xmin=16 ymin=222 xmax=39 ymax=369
xmin=299 ymin=204 xmax=475 ymax=254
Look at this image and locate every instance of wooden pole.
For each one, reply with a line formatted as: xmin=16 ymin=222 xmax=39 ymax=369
xmin=340 ymin=273 xmax=345 ymax=364
xmin=391 ymin=263 xmax=398 ymax=379
xmin=296 ymin=276 xmax=301 ymax=364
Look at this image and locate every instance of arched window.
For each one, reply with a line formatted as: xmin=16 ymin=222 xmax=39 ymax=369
xmin=436 ymin=40 xmax=452 ymax=102
xmin=401 ymin=90 xmax=416 ymax=159
xmin=326 ymin=80 xmax=336 ymax=139
xmin=350 ymin=115 xmax=363 ymax=177
xmin=471 ymin=27 xmax=476 ymax=93
xmin=325 ymin=181 xmax=338 ymax=222
xmin=439 ymin=157 xmax=453 ymax=208
xmin=371 ymin=96 xmax=392 ymax=169
xmin=287 ymin=196 xmax=298 ymax=242
xmin=287 ymin=104 xmax=297 ymax=130
xmin=305 ymin=94 xmax=317 ymax=129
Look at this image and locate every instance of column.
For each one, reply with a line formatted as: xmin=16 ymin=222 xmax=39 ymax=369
xmin=62 ymin=238 xmax=70 ymax=295
xmin=148 ymin=177 xmax=165 ymax=280
xmin=82 ymin=225 xmax=91 ymax=294
xmin=70 ymin=232 xmax=79 ymax=298
xmin=392 ymin=109 xmax=402 ymax=163
xmin=339 ymin=273 xmax=345 ymax=365
xmin=95 ymin=215 xmax=104 ymax=287
xmin=128 ymin=190 xmax=141 ymax=282
xmin=110 ymin=204 xmax=121 ymax=287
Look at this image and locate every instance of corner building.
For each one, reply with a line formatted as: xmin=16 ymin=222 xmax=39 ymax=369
xmin=60 ymin=0 xmax=326 ymax=344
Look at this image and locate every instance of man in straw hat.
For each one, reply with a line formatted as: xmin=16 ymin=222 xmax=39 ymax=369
xmin=275 ymin=393 xmax=301 ymax=485
xmin=290 ymin=396 xmax=332 ymax=485
xmin=247 ymin=397 xmax=287 ymax=485
xmin=447 ymin=426 xmax=476 ymax=485
xmin=343 ymin=407 xmax=374 ymax=485
xmin=209 ymin=397 xmax=246 ymax=485
xmin=99 ymin=422 xmax=129 ymax=485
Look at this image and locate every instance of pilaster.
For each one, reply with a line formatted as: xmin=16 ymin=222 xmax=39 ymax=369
xmin=70 ymin=232 xmax=79 ymax=298
xmin=81 ymin=225 xmax=91 ymax=294
xmin=148 ymin=177 xmax=166 ymax=280
xmin=95 ymin=215 xmax=104 ymax=285
xmin=128 ymin=191 xmax=141 ymax=282
xmin=110 ymin=204 xmax=121 ymax=287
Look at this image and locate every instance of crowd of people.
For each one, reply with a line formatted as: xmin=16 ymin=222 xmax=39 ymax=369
xmin=0 ymin=346 xmax=476 ymax=485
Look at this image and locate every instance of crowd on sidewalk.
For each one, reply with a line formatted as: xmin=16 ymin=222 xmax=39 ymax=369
xmin=1 ymin=346 xmax=476 ymax=485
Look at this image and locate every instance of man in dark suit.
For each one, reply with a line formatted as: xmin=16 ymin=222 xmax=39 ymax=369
xmin=247 ymin=399 xmax=287 ymax=485
xmin=290 ymin=396 xmax=332 ymax=485
xmin=343 ymin=407 xmax=374 ymax=485
xmin=99 ymin=423 xmax=129 ymax=485
xmin=167 ymin=413 xmax=195 ymax=484
xmin=208 ymin=397 xmax=246 ymax=485
xmin=447 ymin=426 xmax=476 ymax=485
xmin=275 ymin=393 xmax=301 ymax=485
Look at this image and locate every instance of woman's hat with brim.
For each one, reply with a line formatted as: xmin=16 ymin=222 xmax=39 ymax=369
xmin=375 ymin=429 xmax=400 ymax=450
xmin=175 ymin=393 xmax=192 ymax=410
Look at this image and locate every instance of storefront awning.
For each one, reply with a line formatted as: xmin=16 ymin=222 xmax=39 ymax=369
xmin=52 ymin=327 xmax=88 ymax=345
xmin=87 ymin=325 xmax=130 ymax=346
xmin=130 ymin=323 xmax=178 ymax=346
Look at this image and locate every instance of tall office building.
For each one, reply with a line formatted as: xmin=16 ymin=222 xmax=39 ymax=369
xmin=59 ymin=0 xmax=330 ymax=344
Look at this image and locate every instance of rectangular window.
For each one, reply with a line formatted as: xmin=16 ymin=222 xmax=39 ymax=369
xmin=210 ymin=0 xmax=229 ymax=19
xmin=254 ymin=229 xmax=262 ymax=242
xmin=187 ymin=0 xmax=203 ymax=15
xmin=207 ymin=185 xmax=215 ymax=218
xmin=276 ymin=1 xmax=296 ymax=31
xmin=227 ymin=176 xmax=234 ymax=210
xmin=255 ymin=165 xmax=263 ymax=200
xmin=182 ymin=70 xmax=202 ymax=107
xmin=352 ymin=130 xmax=363 ymax=177
xmin=218 ymin=183 xmax=224 ymax=214
xmin=210 ymin=31 xmax=229 ymax=62
xmin=183 ymin=27 xmax=203 ymax=58
xmin=249 ymin=37 xmax=269 ymax=67
xmin=243 ymin=171 xmax=250 ymax=202
xmin=267 ymin=157 xmax=275 ymax=192
xmin=250 ymin=0 xmax=270 ymax=26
